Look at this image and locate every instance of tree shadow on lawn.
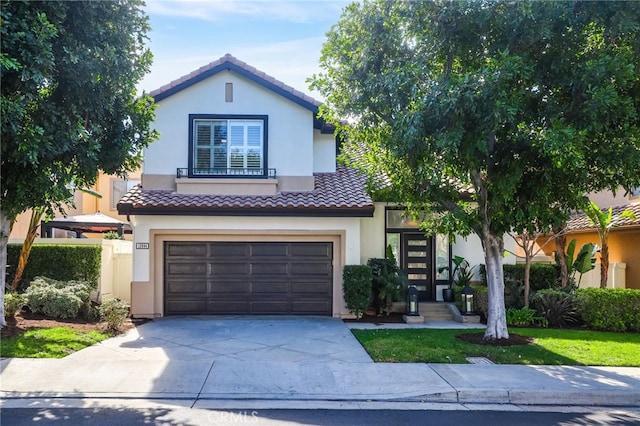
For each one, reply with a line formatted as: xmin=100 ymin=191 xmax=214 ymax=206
xmin=456 ymin=332 xmax=534 ymax=346
xmin=452 ymin=330 xmax=580 ymax=365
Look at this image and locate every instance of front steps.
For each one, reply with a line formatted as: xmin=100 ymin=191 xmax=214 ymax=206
xmin=420 ymin=302 xmax=454 ymax=321
xmin=402 ymin=302 xmax=482 ymax=324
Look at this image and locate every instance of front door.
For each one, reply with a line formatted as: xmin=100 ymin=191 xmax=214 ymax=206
xmin=401 ymin=232 xmax=433 ymax=301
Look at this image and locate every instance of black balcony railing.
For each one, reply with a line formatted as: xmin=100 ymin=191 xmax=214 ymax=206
xmin=177 ymin=168 xmax=277 ymax=179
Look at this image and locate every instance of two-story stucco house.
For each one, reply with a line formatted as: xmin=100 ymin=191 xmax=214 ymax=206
xmin=118 ymin=54 xmax=501 ymax=318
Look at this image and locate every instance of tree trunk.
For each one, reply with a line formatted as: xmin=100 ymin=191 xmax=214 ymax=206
xmin=482 ymin=227 xmax=509 ymax=341
xmin=0 ymin=210 xmax=13 ymax=328
xmin=11 ymin=208 xmax=43 ymax=290
xmin=600 ymin=242 xmax=609 ymax=288
xmin=523 ymin=251 xmax=531 ymax=308
xmin=555 ymin=230 xmax=568 ymax=288
xmin=521 ymin=230 xmax=533 ymax=309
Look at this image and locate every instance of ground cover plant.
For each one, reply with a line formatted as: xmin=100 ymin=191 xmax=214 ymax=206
xmin=351 ymin=328 xmax=640 ymax=366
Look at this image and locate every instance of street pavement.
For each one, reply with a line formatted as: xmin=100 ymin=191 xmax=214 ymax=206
xmin=1 ymin=316 xmax=639 ymax=410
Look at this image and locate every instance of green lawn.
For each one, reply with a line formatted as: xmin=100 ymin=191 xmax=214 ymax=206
xmin=1 ymin=327 xmax=111 ymax=358
xmin=351 ymin=328 xmax=640 ymax=366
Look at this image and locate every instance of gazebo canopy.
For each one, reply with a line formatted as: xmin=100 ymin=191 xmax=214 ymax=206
xmin=41 ymin=213 xmax=132 ymax=238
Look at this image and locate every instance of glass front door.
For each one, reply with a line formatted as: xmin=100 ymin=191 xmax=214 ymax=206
xmin=402 ymin=232 xmax=433 ymax=301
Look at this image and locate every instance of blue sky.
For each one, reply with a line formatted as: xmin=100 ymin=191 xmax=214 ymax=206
xmin=139 ymin=0 xmax=352 ymax=100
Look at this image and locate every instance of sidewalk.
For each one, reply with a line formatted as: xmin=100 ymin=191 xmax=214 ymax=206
xmin=1 ymin=317 xmax=639 ymax=409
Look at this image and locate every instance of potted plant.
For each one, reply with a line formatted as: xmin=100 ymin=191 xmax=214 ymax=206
xmin=444 ymin=256 xmax=474 ymax=302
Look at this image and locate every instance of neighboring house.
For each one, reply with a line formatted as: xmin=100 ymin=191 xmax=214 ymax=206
xmin=9 ymin=170 xmax=140 ymax=240
xmin=117 ymin=54 xmax=511 ymax=318
xmin=534 ymin=190 xmax=640 ymax=290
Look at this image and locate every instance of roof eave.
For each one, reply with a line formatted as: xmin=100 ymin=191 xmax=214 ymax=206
xmin=117 ymin=205 xmax=374 ymax=218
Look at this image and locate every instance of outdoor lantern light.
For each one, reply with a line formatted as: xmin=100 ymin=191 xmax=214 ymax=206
xmin=460 ymin=283 xmax=475 ymax=315
xmin=407 ymin=285 xmax=419 ymax=316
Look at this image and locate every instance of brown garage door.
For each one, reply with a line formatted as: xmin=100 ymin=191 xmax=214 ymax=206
xmin=164 ymin=241 xmax=333 ymax=315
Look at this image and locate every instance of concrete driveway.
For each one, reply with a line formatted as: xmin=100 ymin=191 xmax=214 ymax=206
xmin=66 ymin=316 xmax=374 ymax=363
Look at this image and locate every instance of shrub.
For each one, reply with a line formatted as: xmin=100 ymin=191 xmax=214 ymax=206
xmin=471 ymin=285 xmax=488 ymax=321
xmin=343 ymin=265 xmax=373 ymax=319
xmin=531 ymin=289 xmax=579 ymax=328
xmin=576 ymin=288 xmax=640 ymax=332
xmin=506 ymin=307 xmax=547 ymax=327
xmin=83 ymin=303 xmax=102 ymax=322
xmin=24 ymin=276 xmax=92 ymax=319
xmin=480 ymin=263 xmax=560 ymax=309
xmin=503 ymin=274 xmax=525 ymax=309
xmin=98 ymin=298 xmax=130 ymax=331
xmin=6 ymin=244 xmax=101 ymax=289
xmin=4 ymin=292 xmax=26 ymax=318
xmin=367 ymin=258 xmax=407 ymax=314
xmin=104 ymin=231 xmax=123 ymax=240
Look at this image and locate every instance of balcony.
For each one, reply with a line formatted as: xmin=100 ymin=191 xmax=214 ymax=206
xmin=176 ymin=168 xmax=277 ymax=179
xmin=175 ymin=167 xmax=278 ymax=196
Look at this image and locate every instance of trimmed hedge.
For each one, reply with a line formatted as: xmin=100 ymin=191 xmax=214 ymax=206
xmin=6 ymin=244 xmax=101 ymax=289
xmin=576 ymin=288 xmax=640 ymax=332
xmin=343 ymin=265 xmax=373 ymax=319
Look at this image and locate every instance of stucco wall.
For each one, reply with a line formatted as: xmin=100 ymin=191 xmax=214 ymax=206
xmin=589 ymin=189 xmax=637 ymax=208
xmin=538 ymin=228 xmax=640 ymax=289
xmin=452 ymin=233 xmax=516 ymax=281
xmin=313 ymin=130 xmax=336 ymax=173
xmin=359 ymin=202 xmax=386 ymax=263
xmin=144 ymin=70 xmax=316 ymax=178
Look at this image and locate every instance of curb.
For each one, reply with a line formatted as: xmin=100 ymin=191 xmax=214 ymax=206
xmin=3 ymin=390 xmax=639 ymax=408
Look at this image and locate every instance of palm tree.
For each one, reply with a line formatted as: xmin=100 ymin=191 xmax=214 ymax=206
xmin=583 ymin=200 xmax=637 ymax=288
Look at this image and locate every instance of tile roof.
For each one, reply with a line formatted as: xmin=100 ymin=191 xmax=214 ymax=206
xmin=149 ymin=53 xmax=322 ymax=111
xmin=117 ymin=165 xmax=374 ymax=217
xmin=566 ymin=201 xmax=640 ymax=232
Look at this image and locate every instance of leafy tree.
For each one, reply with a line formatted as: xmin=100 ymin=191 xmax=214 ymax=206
xmin=310 ymin=0 xmax=640 ymax=340
xmin=509 ymin=228 xmax=554 ymax=308
xmin=0 ymin=0 xmax=158 ymax=326
xmin=583 ymin=200 xmax=637 ymax=288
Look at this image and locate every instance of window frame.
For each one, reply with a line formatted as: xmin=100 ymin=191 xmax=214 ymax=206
xmin=188 ymin=114 xmax=268 ymax=178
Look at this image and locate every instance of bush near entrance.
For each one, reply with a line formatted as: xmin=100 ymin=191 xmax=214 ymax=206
xmin=343 ymin=265 xmax=373 ymax=319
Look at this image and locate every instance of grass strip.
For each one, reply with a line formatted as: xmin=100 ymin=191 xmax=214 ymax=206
xmin=1 ymin=327 xmax=111 ymax=358
xmin=351 ymin=328 xmax=640 ymax=366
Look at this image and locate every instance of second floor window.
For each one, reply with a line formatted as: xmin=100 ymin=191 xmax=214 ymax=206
xmin=192 ymin=117 xmax=265 ymax=176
